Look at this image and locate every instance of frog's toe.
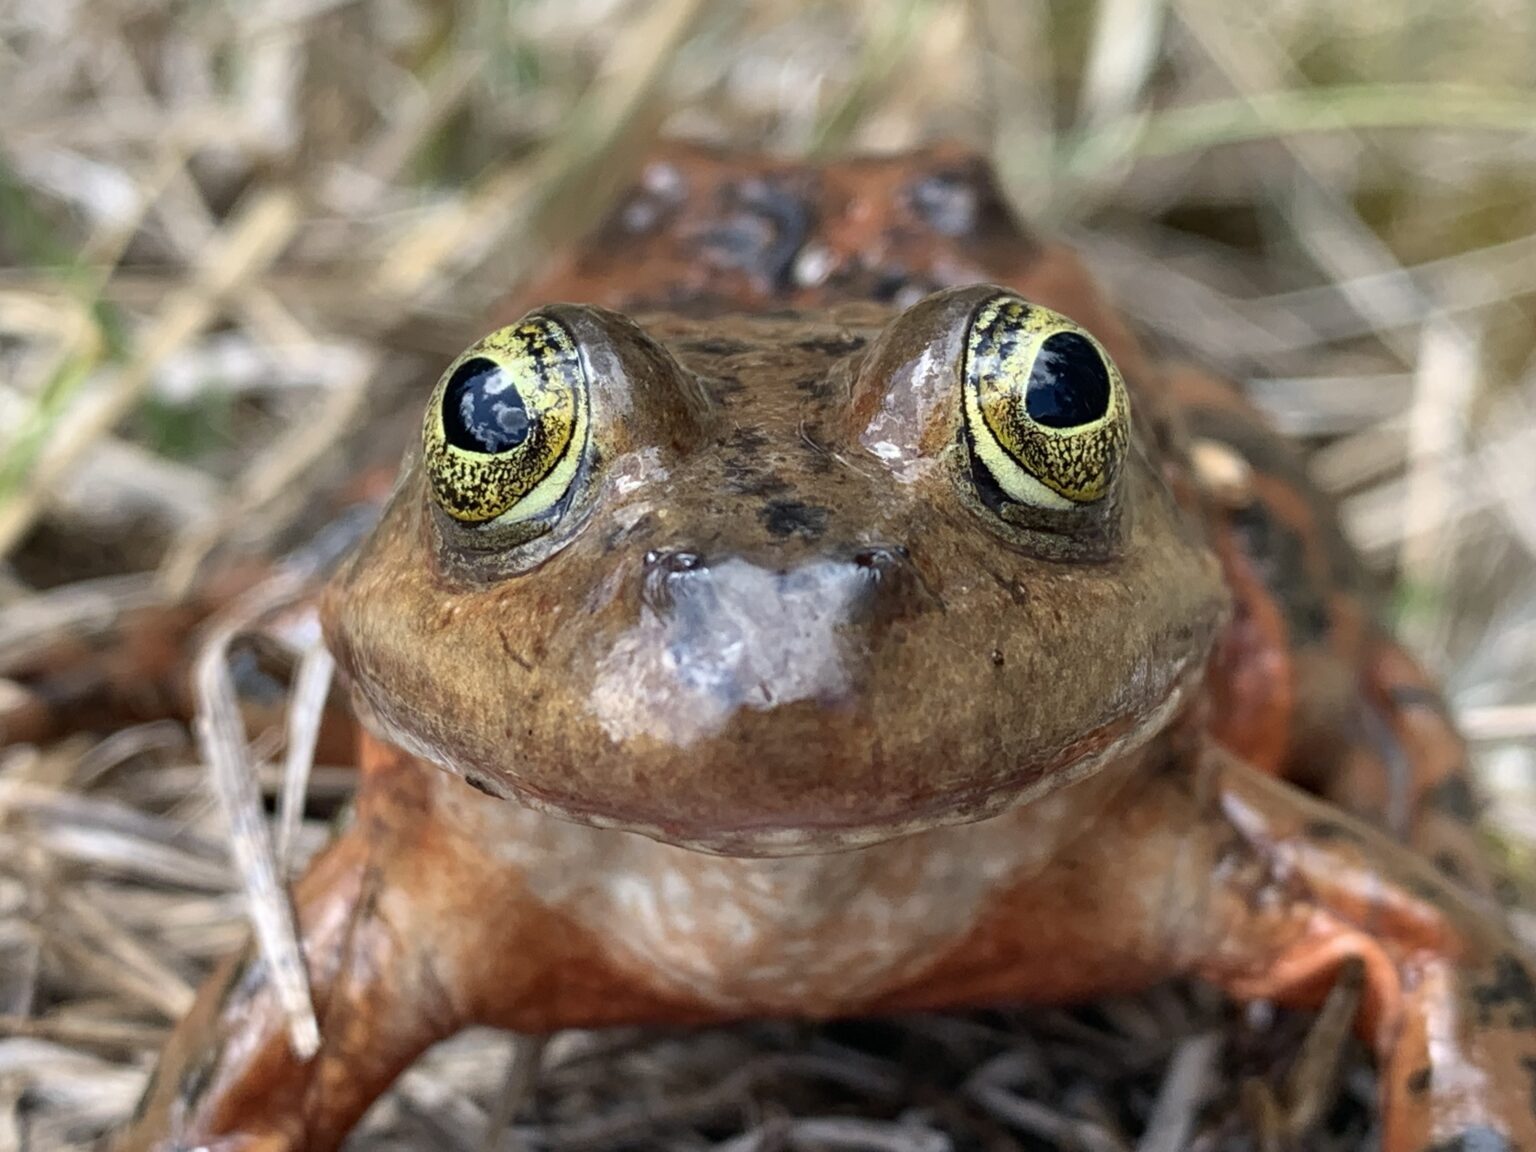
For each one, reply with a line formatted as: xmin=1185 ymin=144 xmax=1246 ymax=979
xmin=1379 ymin=951 xmax=1536 ymax=1152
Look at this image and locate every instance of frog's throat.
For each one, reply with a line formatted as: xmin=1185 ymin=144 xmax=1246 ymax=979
xmin=353 ymin=665 xmax=1198 ymax=859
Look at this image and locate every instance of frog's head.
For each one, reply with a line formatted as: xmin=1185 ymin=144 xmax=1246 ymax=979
xmin=326 ymin=285 xmax=1228 ymax=854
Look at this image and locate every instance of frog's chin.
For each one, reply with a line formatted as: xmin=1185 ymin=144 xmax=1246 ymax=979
xmin=356 ymin=673 xmax=1194 ymax=858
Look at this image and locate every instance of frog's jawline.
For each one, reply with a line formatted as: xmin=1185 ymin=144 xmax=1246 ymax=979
xmin=358 ymin=664 xmax=1196 ymax=858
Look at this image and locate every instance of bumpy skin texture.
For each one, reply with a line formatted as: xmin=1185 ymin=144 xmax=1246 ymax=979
xmin=106 ymin=146 xmax=1536 ymax=1152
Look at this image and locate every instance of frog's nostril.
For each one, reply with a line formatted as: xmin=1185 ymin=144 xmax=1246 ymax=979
xmin=645 ymin=548 xmax=703 ymax=574
xmin=853 ymin=545 xmax=910 ymax=578
xmin=851 ymin=544 xmax=931 ymax=621
xmin=642 ymin=549 xmax=705 ymax=612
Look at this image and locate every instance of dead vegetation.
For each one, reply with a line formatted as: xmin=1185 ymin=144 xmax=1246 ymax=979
xmin=1 ymin=1 xmax=1535 ymax=1148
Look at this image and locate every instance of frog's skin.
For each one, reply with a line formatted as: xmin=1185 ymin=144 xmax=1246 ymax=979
xmin=93 ymin=146 xmax=1536 ymax=1152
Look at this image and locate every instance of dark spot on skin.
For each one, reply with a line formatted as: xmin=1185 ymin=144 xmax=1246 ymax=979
xmin=722 ymin=428 xmax=791 ymax=497
xmin=682 ymin=337 xmax=753 ymax=356
xmin=908 ymin=160 xmax=1040 ymax=259
xmin=760 ymin=500 xmax=829 ymax=540
xmin=833 ymin=267 xmax=938 ymax=308
xmin=1226 ymin=500 xmax=1333 ymax=645
xmin=1407 ymin=1065 xmax=1433 ymax=1096
xmin=907 ymin=169 xmax=981 ymax=236
xmin=1471 ymin=952 xmax=1536 ymax=1029
xmin=1427 ymin=776 xmax=1481 ymax=824
xmin=795 ymin=334 xmax=867 ymax=356
xmin=697 ymin=176 xmax=815 ymax=293
xmin=795 ymin=372 xmax=834 ymax=401
xmin=1426 ymin=1127 xmax=1514 ymax=1152
xmin=724 ymin=466 xmax=791 ymax=498
xmin=727 ymin=427 xmax=768 ymax=453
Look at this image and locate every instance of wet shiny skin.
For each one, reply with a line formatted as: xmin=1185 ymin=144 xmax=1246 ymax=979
xmin=122 ymin=147 xmax=1536 ymax=1152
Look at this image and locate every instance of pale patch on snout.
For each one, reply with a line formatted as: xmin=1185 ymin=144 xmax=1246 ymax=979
xmin=590 ymin=557 xmax=868 ymax=747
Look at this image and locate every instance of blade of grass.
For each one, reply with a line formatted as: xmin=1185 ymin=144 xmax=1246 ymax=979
xmin=1001 ymin=83 xmax=1536 ymax=196
xmin=0 ymin=187 xmax=299 ymax=557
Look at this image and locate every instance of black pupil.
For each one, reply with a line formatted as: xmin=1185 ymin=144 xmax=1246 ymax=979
xmin=1025 ymin=332 xmax=1111 ymax=428
xmin=441 ymin=357 xmax=530 ymax=453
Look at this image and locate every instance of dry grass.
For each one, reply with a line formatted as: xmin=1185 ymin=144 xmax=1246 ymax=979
xmin=2 ymin=1 xmax=1536 ymax=1148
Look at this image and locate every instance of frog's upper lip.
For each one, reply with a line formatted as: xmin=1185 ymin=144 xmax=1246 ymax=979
xmin=365 ymin=658 xmax=1196 ymax=857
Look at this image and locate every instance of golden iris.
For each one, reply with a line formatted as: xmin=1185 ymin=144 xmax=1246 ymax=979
xmin=962 ymin=295 xmax=1129 ymax=509
xmin=423 ymin=316 xmax=588 ymax=525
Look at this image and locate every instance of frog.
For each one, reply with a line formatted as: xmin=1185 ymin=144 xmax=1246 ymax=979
xmin=79 ymin=144 xmax=1536 ymax=1152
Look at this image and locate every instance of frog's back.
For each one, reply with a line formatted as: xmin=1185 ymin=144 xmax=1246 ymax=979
xmin=506 ymin=143 xmax=1490 ymax=888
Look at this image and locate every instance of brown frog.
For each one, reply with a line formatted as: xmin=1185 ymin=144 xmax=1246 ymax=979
xmin=110 ymin=146 xmax=1536 ymax=1152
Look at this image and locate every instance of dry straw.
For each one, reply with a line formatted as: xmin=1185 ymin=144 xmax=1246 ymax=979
xmin=1 ymin=0 xmax=1534 ymax=1148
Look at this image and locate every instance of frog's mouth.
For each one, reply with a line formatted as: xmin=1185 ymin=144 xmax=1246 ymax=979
xmin=355 ymin=657 xmax=1198 ymax=858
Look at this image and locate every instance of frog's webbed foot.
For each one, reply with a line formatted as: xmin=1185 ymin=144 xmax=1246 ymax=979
xmin=119 ymin=733 xmax=704 ymax=1152
xmin=1192 ymin=753 xmax=1536 ymax=1152
xmin=118 ymin=817 xmax=467 ymax=1152
xmin=120 ymin=747 xmax=530 ymax=1152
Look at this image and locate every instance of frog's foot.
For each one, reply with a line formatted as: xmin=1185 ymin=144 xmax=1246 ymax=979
xmin=117 ymin=823 xmax=464 ymax=1152
xmin=1198 ymin=754 xmax=1536 ymax=1152
xmin=881 ymin=749 xmax=1536 ymax=1151
xmin=117 ymin=735 xmax=700 ymax=1152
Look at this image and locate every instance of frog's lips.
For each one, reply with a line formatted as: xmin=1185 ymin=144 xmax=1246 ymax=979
xmin=359 ymin=653 xmax=1199 ymax=857
xmin=562 ymin=669 xmax=1191 ymax=855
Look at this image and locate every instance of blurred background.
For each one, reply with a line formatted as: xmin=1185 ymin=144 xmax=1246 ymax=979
xmin=1 ymin=1 xmax=1535 ymax=1148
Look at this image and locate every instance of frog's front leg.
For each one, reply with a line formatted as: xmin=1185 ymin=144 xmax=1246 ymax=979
xmin=971 ymin=749 xmax=1536 ymax=1152
xmin=1198 ymin=755 xmax=1536 ymax=1152
xmin=119 ymin=733 xmax=702 ymax=1152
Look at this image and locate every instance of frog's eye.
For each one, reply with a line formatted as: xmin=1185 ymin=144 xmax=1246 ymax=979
xmin=423 ymin=315 xmax=589 ymax=528
xmin=962 ymin=294 xmax=1129 ymax=511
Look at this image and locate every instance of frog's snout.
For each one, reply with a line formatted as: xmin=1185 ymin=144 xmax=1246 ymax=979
xmin=590 ymin=547 xmax=928 ymax=749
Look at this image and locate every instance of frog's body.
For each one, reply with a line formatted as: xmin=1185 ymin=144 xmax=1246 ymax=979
xmin=66 ymin=146 xmax=1535 ymax=1151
